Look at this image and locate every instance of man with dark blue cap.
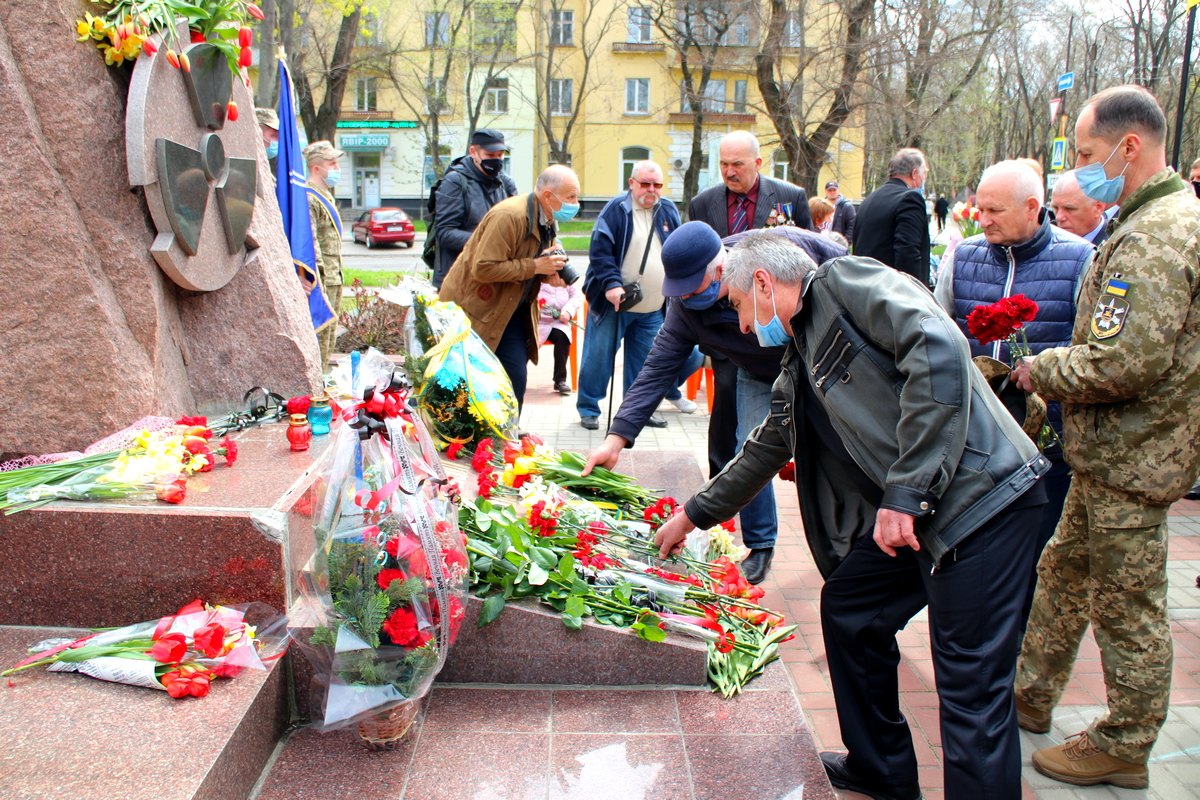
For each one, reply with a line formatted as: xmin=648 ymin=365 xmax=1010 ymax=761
xmin=584 ymin=220 xmax=846 ymax=583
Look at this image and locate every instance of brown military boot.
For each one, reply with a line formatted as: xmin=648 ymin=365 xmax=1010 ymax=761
xmin=1032 ymin=732 xmax=1149 ymax=789
xmin=1015 ymin=696 xmax=1051 ymax=733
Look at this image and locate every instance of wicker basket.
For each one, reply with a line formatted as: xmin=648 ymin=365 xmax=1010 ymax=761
xmin=356 ymin=701 xmax=419 ymax=750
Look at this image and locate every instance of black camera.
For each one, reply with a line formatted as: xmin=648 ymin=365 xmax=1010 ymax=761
xmin=546 ymin=246 xmax=580 ymax=285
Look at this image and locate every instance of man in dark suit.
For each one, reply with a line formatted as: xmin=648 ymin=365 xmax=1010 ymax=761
xmin=685 ymin=131 xmax=812 ymax=583
xmin=1050 ymin=169 xmax=1112 ymax=247
xmin=852 ymin=148 xmax=932 ymax=287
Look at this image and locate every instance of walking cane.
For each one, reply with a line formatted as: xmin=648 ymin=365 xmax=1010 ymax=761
xmin=605 ymin=293 xmax=624 ymax=433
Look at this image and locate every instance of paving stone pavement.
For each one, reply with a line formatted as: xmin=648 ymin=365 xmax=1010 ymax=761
xmin=519 ymin=349 xmax=1200 ymax=799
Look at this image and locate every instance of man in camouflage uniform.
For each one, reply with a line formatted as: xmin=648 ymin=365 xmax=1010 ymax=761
xmin=1011 ymin=85 xmax=1200 ymax=789
xmin=304 ymin=141 xmax=345 ymax=368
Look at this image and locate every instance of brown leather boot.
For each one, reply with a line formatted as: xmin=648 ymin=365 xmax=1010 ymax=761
xmin=1016 ymin=696 xmax=1051 ymax=733
xmin=1032 ymin=732 xmax=1149 ymax=789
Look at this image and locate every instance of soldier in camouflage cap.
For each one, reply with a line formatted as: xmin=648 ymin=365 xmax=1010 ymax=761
xmin=304 ymin=141 xmax=346 ymax=368
xmin=1011 ymin=85 xmax=1200 ymax=789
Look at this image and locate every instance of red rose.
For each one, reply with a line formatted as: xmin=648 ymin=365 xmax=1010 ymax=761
xmin=149 ymin=633 xmax=188 ymax=664
xmin=192 ymin=622 xmax=226 ymax=658
xmin=382 ymin=607 xmax=433 ymax=649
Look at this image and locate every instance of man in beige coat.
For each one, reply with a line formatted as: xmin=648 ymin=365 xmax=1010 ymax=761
xmin=439 ymin=165 xmax=578 ymax=409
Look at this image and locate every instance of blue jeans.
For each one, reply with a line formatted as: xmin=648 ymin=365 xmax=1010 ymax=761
xmin=577 ymin=306 xmax=684 ymax=418
xmin=735 ymin=369 xmax=778 ymax=549
xmin=494 ymin=314 xmax=529 ymax=412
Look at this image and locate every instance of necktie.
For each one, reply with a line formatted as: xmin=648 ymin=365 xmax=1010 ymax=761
xmin=731 ymin=194 xmax=749 ymax=234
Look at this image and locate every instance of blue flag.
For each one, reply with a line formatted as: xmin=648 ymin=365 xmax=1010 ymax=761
xmin=275 ymin=58 xmax=335 ymax=332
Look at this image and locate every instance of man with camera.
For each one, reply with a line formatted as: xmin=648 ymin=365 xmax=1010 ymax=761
xmin=577 ymin=160 xmax=686 ymax=430
xmin=439 ymin=165 xmax=580 ymax=411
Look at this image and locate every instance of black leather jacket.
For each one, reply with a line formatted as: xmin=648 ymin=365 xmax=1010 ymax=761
xmin=684 ymin=256 xmax=1049 ymax=576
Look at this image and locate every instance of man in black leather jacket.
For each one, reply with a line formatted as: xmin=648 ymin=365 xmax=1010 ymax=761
xmin=431 ymin=129 xmax=519 ymax=288
xmin=655 ymin=231 xmax=1049 ymax=800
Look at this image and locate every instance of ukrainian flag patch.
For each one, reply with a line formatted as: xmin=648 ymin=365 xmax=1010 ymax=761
xmin=1104 ymin=279 xmax=1129 ymax=297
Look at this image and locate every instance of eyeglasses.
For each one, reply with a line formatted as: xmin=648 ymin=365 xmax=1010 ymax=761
xmin=636 ymin=181 xmax=664 ymax=189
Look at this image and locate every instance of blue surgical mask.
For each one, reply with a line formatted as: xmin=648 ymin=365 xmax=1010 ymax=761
xmin=1076 ymin=143 xmax=1128 ymax=204
xmin=324 ymin=168 xmax=341 ymax=187
xmin=680 ymin=280 xmax=721 ymax=310
xmin=916 ymin=182 xmax=925 ymax=197
xmin=752 ymin=287 xmax=791 ymax=348
xmin=266 ymin=140 xmax=279 ymax=159
xmin=552 ymin=197 xmax=579 ymax=223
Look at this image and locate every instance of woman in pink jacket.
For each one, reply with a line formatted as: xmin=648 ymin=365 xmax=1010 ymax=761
xmin=536 ymin=282 xmax=583 ymax=395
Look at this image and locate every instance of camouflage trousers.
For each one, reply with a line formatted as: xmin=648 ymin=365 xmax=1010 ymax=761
xmin=1015 ymin=471 xmax=1172 ymax=763
xmin=317 ymin=281 xmax=342 ymax=370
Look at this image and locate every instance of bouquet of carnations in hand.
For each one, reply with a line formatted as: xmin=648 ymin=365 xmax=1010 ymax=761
xmin=295 ymin=349 xmax=468 ymax=749
xmin=381 ymin=279 xmax=519 ymax=450
xmin=460 ymin=435 xmax=795 ymax=697
xmin=2 ymin=600 xmax=286 ymax=697
xmin=0 ymin=416 xmax=238 ymax=514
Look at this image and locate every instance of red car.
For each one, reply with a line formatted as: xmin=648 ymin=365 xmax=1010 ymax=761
xmin=352 ymin=207 xmax=415 ymax=248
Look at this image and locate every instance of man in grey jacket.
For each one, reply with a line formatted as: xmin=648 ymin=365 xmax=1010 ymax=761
xmin=431 ymin=129 xmax=519 ymax=288
xmin=655 ymin=232 xmax=1049 ymax=800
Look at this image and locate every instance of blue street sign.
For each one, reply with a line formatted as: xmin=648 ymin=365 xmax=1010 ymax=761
xmin=1058 ymin=72 xmax=1075 ymax=91
xmin=1051 ymin=138 xmax=1068 ymax=170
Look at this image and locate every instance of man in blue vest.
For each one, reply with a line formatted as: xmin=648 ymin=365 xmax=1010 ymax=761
xmin=934 ymin=159 xmax=1094 ymax=623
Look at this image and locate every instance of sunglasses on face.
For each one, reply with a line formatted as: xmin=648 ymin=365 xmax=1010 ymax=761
xmin=637 ymin=181 xmax=664 ymax=189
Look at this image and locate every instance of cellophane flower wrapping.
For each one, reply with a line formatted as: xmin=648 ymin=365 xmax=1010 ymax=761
xmin=295 ymin=349 xmax=469 ymax=733
xmin=381 ymin=279 xmax=519 ymax=449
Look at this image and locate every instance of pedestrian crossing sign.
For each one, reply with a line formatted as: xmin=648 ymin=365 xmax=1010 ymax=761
xmin=1051 ymin=138 xmax=1068 ymax=171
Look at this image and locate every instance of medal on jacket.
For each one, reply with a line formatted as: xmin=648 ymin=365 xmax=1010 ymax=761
xmin=1091 ymin=277 xmax=1130 ymax=340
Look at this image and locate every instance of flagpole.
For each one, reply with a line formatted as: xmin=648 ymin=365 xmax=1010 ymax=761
xmin=1173 ymin=0 xmax=1198 ymax=171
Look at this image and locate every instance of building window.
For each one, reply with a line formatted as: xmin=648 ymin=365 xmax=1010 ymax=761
xmin=355 ymin=77 xmax=377 ymax=112
xmin=425 ymin=12 xmax=449 ymax=47
xmin=477 ymin=3 xmax=517 ymax=49
xmin=733 ymin=79 xmax=747 ymax=113
xmin=551 ymin=9 xmax=574 ymax=46
xmin=425 ymin=78 xmax=450 ymax=114
xmin=485 ymin=77 xmax=509 ymax=113
xmin=622 ymin=146 xmax=651 ymax=186
xmin=627 ymin=7 xmax=651 ymax=43
xmin=625 ymin=78 xmax=649 ymax=114
xmin=782 ymin=13 xmax=802 ymax=47
xmin=703 ymin=80 xmax=725 ymax=112
xmin=731 ymin=14 xmax=752 ymax=46
xmin=356 ymin=11 xmax=381 ymax=46
xmin=549 ymin=79 xmax=572 ymax=115
xmin=772 ymin=149 xmax=788 ymax=181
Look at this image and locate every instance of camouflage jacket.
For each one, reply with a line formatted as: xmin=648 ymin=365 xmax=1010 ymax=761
xmin=1030 ymin=168 xmax=1200 ymax=504
xmin=307 ymin=180 xmax=343 ymax=286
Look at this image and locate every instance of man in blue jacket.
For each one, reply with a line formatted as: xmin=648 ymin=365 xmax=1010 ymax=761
xmin=578 ymin=161 xmax=690 ymax=430
xmin=934 ymin=160 xmax=1093 ymax=626
xmin=585 ymin=221 xmax=846 ymax=583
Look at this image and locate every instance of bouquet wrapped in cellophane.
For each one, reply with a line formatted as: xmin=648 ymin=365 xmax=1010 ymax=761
xmin=295 ymin=349 xmax=468 ymax=748
xmin=379 ymin=279 xmax=519 ymax=450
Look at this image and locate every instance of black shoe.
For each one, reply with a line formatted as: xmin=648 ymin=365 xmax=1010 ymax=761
xmin=820 ymin=753 xmax=921 ymax=800
xmin=1186 ymin=483 xmax=1200 ymax=500
xmin=644 ymin=414 xmax=668 ymax=428
xmin=554 ymin=381 xmax=572 ymax=395
xmin=741 ymin=547 xmax=774 ymax=585
xmin=580 ymin=416 xmax=599 ymax=430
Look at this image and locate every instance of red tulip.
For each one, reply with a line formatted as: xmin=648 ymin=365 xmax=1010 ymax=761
xmin=247 ymin=3 xmax=265 ymax=20
xmin=156 ymin=477 xmax=187 ymax=504
xmin=149 ymin=633 xmax=188 ymax=664
xmin=141 ymin=38 xmax=157 ymax=56
xmin=238 ymin=47 xmax=252 ymax=68
xmin=192 ymin=622 xmax=226 ymax=658
xmin=179 ymin=53 xmax=191 ymax=72
xmin=166 ymin=48 xmax=180 ymax=68
xmin=239 ymin=27 xmax=253 ymax=48
xmin=227 ymin=100 xmax=239 ymax=122
xmin=177 ymin=600 xmax=206 ymax=616
xmin=161 ymin=664 xmax=213 ymax=698
xmin=190 ymin=29 xmax=206 ymax=44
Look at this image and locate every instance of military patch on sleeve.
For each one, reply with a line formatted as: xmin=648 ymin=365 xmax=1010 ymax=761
xmin=1091 ymin=290 xmax=1130 ymax=339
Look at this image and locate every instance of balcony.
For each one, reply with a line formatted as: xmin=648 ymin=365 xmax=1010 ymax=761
xmin=612 ymin=41 xmax=665 ymax=53
xmin=668 ymin=112 xmax=756 ymax=125
xmin=341 ymin=109 xmax=394 ymax=121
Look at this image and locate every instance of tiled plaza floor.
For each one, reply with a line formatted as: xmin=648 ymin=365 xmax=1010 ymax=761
xmin=513 ymin=353 xmax=1200 ymax=799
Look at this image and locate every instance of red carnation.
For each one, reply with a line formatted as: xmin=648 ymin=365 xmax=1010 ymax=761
xmin=177 ymin=415 xmax=208 ymax=427
xmin=285 ymin=396 xmax=311 ymax=416
xmin=778 ymin=462 xmax=796 ymax=482
xmin=446 ymin=442 xmax=464 ymax=460
xmin=382 ymin=607 xmax=432 ymax=649
xmin=219 ymin=437 xmax=238 ymax=465
xmin=966 ymin=294 xmax=1040 ymax=346
xmin=377 ymin=567 xmax=409 ymax=590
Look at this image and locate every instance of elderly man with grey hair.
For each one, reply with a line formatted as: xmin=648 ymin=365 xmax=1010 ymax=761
xmin=935 ymin=159 xmax=1094 ymax=632
xmin=654 ymin=232 xmax=1050 ymax=800
xmin=853 ymin=148 xmax=932 ymax=286
xmin=577 ymin=160 xmax=692 ymax=430
xmin=1050 ymin=170 xmax=1112 ymax=246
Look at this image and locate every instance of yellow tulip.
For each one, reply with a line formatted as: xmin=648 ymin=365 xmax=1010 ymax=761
xmin=501 ymin=467 xmax=515 ymax=487
xmin=513 ymin=456 xmax=536 ymax=476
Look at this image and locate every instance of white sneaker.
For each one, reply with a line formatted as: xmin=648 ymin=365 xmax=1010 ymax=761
xmin=671 ymin=397 xmax=698 ymax=414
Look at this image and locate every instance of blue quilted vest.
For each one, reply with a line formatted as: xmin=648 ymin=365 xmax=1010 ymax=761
xmin=951 ymin=218 xmax=1093 ymax=445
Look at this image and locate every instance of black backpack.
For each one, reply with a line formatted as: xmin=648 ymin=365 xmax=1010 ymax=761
xmin=421 ymin=171 xmax=466 ymax=270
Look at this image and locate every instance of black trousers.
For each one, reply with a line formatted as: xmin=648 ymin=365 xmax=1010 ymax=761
xmin=706 ymin=354 xmax=740 ymax=478
xmin=821 ymin=501 xmax=1044 ymax=800
xmin=546 ymin=327 xmax=570 ymax=384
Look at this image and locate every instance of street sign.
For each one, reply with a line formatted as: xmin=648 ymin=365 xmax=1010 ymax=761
xmin=1047 ymin=174 xmax=1061 ymax=193
xmin=340 ymin=133 xmax=390 ymax=149
xmin=1051 ymin=137 xmax=1068 ymax=170
xmin=1058 ymin=72 xmax=1075 ymax=91
xmin=1049 ymin=97 xmax=1062 ymax=121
